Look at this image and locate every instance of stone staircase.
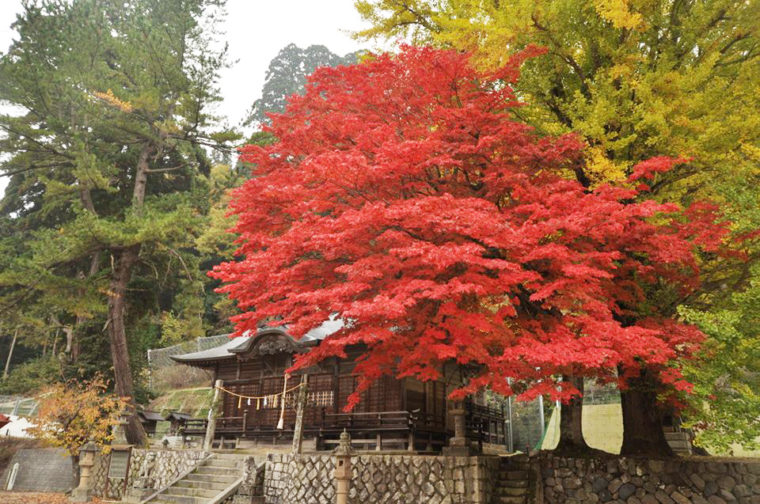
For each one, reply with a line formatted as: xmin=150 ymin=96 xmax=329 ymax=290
xmin=146 ymin=453 xmax=246 ymax=504
xmin=494 ymin=455 xmax=532 ymax=504
xmin=664 ymin=429 xmax=693 ymax=456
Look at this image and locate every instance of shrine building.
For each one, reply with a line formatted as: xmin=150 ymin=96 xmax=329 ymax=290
xmin=171 ymin=320 xmax=508 ymax=452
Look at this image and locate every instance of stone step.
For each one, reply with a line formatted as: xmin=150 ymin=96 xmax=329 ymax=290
xmin=184 ymin=472 xmax=239 ymax=484
xmin=164 ymin=486 xmax=222 ymax=499
xmin=174 ymin=478 xmax=234 ymax=491
xmin=501 ymin=456 xmax=529 ymax=464
xmin=154 ymin=494 xmax=206 ymax=504
xmin=501 ymin=465 xmax=531 ymax=473
xmin=212 ymin=451 xmax=247 ymax=458
xmin=497 ymin=486 xmax=529 ymax=497
xmin=500 ymin=470 xmax=529 ymax=480
xmin=664 ymin=431 xmax=690 ymax=440
xmin=497 ymin=496 xmax=526 ymax=504
xmin=195 ymin=465 xmax=235 ymax=476
xmin=499 ymin=478 xmax=529 ymax=488
xmin=668 ymin=440 xmax=691 ymax=450
xmin=205 ymin=457 xmax=242 ymax=468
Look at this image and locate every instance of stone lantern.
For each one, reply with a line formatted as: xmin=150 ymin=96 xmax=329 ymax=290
xmin=71 ymin=440 xmax=98 ymax=502
xmin=333 ymin=430 xmax=355 ymax=504
xmin=444 ymin=401 xmax=472 ymax=456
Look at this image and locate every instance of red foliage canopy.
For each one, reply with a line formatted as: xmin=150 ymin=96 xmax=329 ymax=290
xmin=212 ymin=46 xmax=729 ymax=408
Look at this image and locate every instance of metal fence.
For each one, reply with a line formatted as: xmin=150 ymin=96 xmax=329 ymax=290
xmin=0 ymin=395 xmax=38 ymax=417
xmin=146 ymin=334 xmax=230 ymax=369
xmin=146 ymin=334 xmax=230 ymax=391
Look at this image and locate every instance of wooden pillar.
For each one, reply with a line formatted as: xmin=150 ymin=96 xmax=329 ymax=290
xmin=204 ymin=379 xmax=223 ymax=451
xmin=291 ymin=374 xmax=308 ymax=454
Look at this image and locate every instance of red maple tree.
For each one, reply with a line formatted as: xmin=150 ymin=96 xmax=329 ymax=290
xmin=212 ymin=47 xmax=728 ymax=433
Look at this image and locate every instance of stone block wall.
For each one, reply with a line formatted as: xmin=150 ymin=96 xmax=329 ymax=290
xmin=540 ymin=455 xmax=760 ymax=504
xmin=92 ymin=448 xmax=207 ymax=500
xmin=127 ymin=448 xmax=208 ymax=489
xmin=265 ymin=454 xmax=335 ymax=504
xmin=264 ymin=453 xmax=499 ymax=504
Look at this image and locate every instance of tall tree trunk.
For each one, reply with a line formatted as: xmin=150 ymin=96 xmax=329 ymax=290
xmin=555 ymin=374 xmax=590 ymax=454
xmin=3 ymin=327 xmax=19 ymax=379
xmin=107 ymin=245 xmax=146 ymax=446
xmin=106 ymin=142 xmax=153 ymax=446
xmin=619 ymin=367 xmax=673 ymax=457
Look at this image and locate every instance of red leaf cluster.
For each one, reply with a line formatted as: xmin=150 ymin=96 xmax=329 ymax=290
xmin=212 ymin=46 xmax=730 ymax=408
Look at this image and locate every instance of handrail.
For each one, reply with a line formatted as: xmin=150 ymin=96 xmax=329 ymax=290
xmin=323 ymin=410 xmax=411 ymax=418
xmin=139 ymin=452 xmax=214 ymax=504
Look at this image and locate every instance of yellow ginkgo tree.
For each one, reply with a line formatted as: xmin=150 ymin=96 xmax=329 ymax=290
xmin=355 ymin=0 xmax=760 ymax=455
xmin=356 ymin=0 xmax=759 ymax=192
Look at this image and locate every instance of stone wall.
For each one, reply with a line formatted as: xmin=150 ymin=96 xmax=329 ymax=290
xmin=264 ymin=453 xmax=499 ymax=504
xmin=1 ymin=448 xmax=75 ymax=493
xmin=540 ymin=455 xmax=760 ymax=504
xmin=128 ymin=448 xmax=208 ymax=490
xmin=92 ymin=448 xmax=208 ymax=500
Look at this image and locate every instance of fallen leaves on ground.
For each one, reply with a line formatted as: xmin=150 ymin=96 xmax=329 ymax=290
xmin=0 ymin=492 xmax=103 ymax=503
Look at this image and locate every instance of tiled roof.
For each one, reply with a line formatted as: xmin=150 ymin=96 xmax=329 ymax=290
xmin=170 ymin=318 xmax=344 ymax=364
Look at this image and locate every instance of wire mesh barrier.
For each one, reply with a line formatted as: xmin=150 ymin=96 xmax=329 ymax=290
xmin=146 ymin=334 xmax=230 ymax=392
xmin=506 ymin=381 xmax=621 ymax=453
xmin=146 ymin=334 xmax=231 ymax=368
xmin=583 ymin=381 xmax=622 ymax=405
xmin=509 ymin=397 xmax=546 ymax=453
xmin=0 ymin=395 xmax=39 ymax=417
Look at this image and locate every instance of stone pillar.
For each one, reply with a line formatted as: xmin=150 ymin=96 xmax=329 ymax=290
xmin=71 ymin=441 xmax=97 ymax=502
xmin=333 ymin=430 xmax=354 ymax=504
xmin=204 ymin=379 xmax=223 ymax=451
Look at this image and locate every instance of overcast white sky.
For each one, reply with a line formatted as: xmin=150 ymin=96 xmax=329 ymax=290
xmin=0 ymin=0 xmax=381 ymax=197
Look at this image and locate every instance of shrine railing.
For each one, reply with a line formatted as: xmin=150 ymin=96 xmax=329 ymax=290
xmin=182 ymin=409 xmax=446 ymax=437
xmin=466 ymin=402 xmax=507 ymax=446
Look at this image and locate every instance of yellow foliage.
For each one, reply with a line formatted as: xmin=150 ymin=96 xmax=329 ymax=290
xmin=584 ymin=145 xmax=629 ymax=186
xmin=355 ymin=0 xmax=760 ymax=200
xmin=28 ymin=376 xmax=128 ymax=456
xmin=592 ymin=0 xmax=644 ymax=30
xmin=93 ymin=89 xmax=133 ymax=113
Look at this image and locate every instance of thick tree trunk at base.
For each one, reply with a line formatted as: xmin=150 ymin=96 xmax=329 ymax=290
xmin=107 ymin=245 xmax=147 ymax=446
xmin=555 ymin=374 xmax=590 ymax=454
xmin=106 ymin=142 xmax=153 ymax=447
xmin=619 ymin=369 xmax=673 ymax=457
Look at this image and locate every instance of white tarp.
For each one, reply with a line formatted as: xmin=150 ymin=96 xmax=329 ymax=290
xmin=0 ymin=415 xmax=36 ymax=438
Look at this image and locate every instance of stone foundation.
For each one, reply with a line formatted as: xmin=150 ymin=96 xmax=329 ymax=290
xmin=263 ymin=453 xmax=499 ymax=504
xmin=539 ymin=455 xmax=760 ymax=504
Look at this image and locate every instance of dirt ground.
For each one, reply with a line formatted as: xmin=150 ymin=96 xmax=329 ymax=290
xmin=0 ymin=492 xmax=103 ymax=503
